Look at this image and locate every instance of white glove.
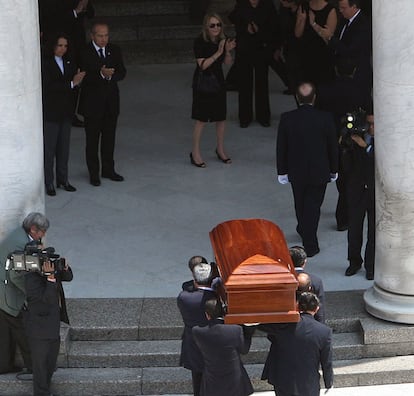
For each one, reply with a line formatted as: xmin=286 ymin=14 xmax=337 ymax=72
xmin=278 ymin=174 xmax=289 ymax=184
xmin=330 ymin=173 xmax=338 ymax=182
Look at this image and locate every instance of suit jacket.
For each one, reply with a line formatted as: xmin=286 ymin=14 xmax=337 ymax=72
xmin=329 ymin=11 xmax=372 ymax=88
xmin=192 ymin=319 xmax=254 ymax=396
xmin=295 ymin=267 xmax=326 ymax=323
xmin=177 ymin=288 xmax=216 ymax=372
xmin=229 ymin=0 xmax=280 ymax=56
xmin=24 ymin=267 xmax=73 ymax=340
xmin=79 ymin=42 xmax=127 ymax=118
xmin=38 ymin=0 xmax=94 ymax=47
xmin=41 ymin=56 xmax=77 ymax=122
xmin=0 ymin=227 xmax=30 ymax=317
xmin=261 ymin=313 xmax=333 ymax=396
xmin=277 ymin=104 xmax=338 ymax=185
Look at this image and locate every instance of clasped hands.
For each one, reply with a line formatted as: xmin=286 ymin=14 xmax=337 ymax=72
xmin=101 ymin=65 xmax=115 ymax=79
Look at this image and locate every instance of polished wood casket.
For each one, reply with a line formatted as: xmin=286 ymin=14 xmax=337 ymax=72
xmin=209 ymin=219 xmax=299 ymax=324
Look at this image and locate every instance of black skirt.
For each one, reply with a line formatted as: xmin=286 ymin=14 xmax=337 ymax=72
xmin=191 ymin=88 xmax=226 ymax=122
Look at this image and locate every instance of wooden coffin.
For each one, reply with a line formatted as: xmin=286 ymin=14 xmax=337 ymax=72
xmin=209 ymin=219 xmax=299 ymax=324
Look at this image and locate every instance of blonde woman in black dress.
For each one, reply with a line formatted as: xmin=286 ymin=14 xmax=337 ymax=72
xmin=190 ymin=13 xmax=236 ymax=168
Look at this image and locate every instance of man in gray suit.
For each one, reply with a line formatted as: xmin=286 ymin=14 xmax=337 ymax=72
xmin=0 ymin=213 xmax=50 ymax=374
xmin=192 ymin=299 xmax=254 ymax=396
xmin=261 ymin=292 xmax=333 ymax=396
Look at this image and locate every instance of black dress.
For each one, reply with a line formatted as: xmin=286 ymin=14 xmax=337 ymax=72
xmin=297 ymin=3 xmax=336 ymax=85
xmin=191 ymin=35 xmax=226 ymax=122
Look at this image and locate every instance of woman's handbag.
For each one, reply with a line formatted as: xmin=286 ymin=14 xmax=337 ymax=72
xmin=194 ymin=61 xmax=221 ymax=94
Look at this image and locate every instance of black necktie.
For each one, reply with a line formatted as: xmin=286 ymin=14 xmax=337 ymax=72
xmin=98 ymin=48 xmax=105 ymax=59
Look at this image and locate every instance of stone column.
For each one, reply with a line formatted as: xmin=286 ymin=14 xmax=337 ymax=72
xmin=0 ymin=0 xmax=44 ymax=239
xmin=364 ymin=1 xmax=414 ymax=323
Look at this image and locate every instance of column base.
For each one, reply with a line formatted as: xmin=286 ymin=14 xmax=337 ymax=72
xmin=364 ymin=284 xmax=414 ymax=324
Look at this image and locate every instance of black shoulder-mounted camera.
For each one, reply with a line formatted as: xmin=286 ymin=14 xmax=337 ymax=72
xmin=6 ymin=241 xmax=66 ymax=275
xmin=341 ymin=109 xmax=369 ymax=138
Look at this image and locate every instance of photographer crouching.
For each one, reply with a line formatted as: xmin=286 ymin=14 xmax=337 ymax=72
xmin=0 ymin=212 xmax=50 ymax=375
xmin=23 ymin=242 xmax=73 ymax=396
xmin=340 ymin=110 xmax=375 ymax=280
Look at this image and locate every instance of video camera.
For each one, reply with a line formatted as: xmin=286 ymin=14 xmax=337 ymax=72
xmin=341 ymin=109 xmax=369 ymax=138
xmin=6 ymin=241 xmax=66 ymax=275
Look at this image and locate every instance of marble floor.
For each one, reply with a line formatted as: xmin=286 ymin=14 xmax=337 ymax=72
xmin=44 ymin=63 xmax=374 ymax=299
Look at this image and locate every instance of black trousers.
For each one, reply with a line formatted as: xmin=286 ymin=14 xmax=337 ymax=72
xmin=43 ymin=119 xmax=72 ymax=185
xmin=191 ymin=370 xmax=203 ymax=396
xmin=29 ymin=337 xmax=60 ymax=396
xmin=291 ymin=182 xmax=327 ymax=254
xmin=347 ymin=186 xmax=375 ymax=272
xmin=84 ymin=113 xmax=118 ymax=178
xmin=237 ymin=53 xmax=270 ymax=124
xmin=0 ymin=309 xmax=31 ymax=373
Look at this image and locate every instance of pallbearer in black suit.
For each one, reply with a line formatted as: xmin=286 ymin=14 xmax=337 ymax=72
xmin=192 ymin=299 xmax=254 ymax=396
xmin=79 ymin=22 xmax=127 ymax=186
xmin=277 ymin=82 xmax=338 ymax=257
xmin=24 ymin=258 xmax=73 ymax=396
xmin=41 ymin=34 xmax=85 ymax=196
xmin=177 ymin=260 xmax=218 ymax=396
xmin=289 ymin=245 xmax=326 ymax=323
xmin=261 ymin=292 xmax=333 ymax=396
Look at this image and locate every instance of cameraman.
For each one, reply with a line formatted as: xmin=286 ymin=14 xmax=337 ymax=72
xmin=342 ymin=112 xmax=375 ymax=279
xmin=24 ymin=256 xmax=72 ymax=396
xmin=0 ymin=212 xmax=49 ymax=374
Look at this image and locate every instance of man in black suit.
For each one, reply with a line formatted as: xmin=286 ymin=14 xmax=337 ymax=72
xmin=342 ymin=113 xmax=375 ymax=279
xmin=290 ymin=246 xmax=326 ymax=323
xmin=318 ymin=0 xmax=372 ymax=230
xmin=277 ymin=82 xmax=338 ymax=257
xmin=24 ymin=258 xmax=73 ymax=396
xmin=192 ymin=298 xmax=254 ymax=396
xmin=79 ymin=22 xmax=127 ymax=186
xmin=177 ymin=261 xmax=218 ymax=396
xmin=261 ymin=292 xmax=333 ymax=396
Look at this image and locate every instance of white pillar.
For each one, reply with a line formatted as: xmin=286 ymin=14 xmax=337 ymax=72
xmin=0 ymin=0 xmax=44 ymax=238
xmin=364 ymin=1 xmax=414 ymax=323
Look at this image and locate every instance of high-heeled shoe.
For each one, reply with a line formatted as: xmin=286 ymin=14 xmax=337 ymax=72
xmin=190 ymin=153 xmax=206 ymax=168
xmin=215 ymin=149 xmax=232 ymax=164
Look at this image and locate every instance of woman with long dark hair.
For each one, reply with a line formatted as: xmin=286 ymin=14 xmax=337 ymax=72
xmin=41 ymin=34 xmax=85 ymax=195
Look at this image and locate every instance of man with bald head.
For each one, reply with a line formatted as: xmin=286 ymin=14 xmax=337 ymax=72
xmin=277 ymin=82 xmax=338 ymax=257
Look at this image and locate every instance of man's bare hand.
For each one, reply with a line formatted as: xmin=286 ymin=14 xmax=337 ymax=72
xmin=351 ymin=134 xmax=368 ymax=148
xmin=101 ymin=65 xmax=115 ymax=79
xmin=75 ymin=0 xmax=89 ymax=14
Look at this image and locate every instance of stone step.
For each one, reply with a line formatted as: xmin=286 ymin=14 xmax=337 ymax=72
xmin=66 ymin=294 xmax=365 ymax=342
xmin=3 ymin=356 xmax=414 ymax=395
xmin=67 ymin=331 xmax=413 ymax=368
xmin=94 ymin=0 xmax=190 ymax=17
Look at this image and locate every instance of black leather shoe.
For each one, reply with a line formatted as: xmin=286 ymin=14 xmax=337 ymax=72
xmin=345 ymin=265 xmax=361 ymax=276
xmin=240 ymin=121 xmax=250 ymax=128
xmin=57 ymin=182 xmax=76 ymax=192
xmin=90 ymin=178 xmax=101 ymax=186
xmin=258 ymin=120 xmax=270 ymax=127
xmin=46 ymin=184 xmax=56 ymax=196
xmin=102 ymin=172 xmax=124 ymax=181
xmin=366 ymin=271 xmax=374 ymax=280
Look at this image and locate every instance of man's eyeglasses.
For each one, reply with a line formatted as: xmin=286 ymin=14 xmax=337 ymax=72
xmin=209 ymin=23 xmax=222 ymax=29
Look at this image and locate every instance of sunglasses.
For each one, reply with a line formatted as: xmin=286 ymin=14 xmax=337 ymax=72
xmin=209 ymin=23 xmax=222 ymax=29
